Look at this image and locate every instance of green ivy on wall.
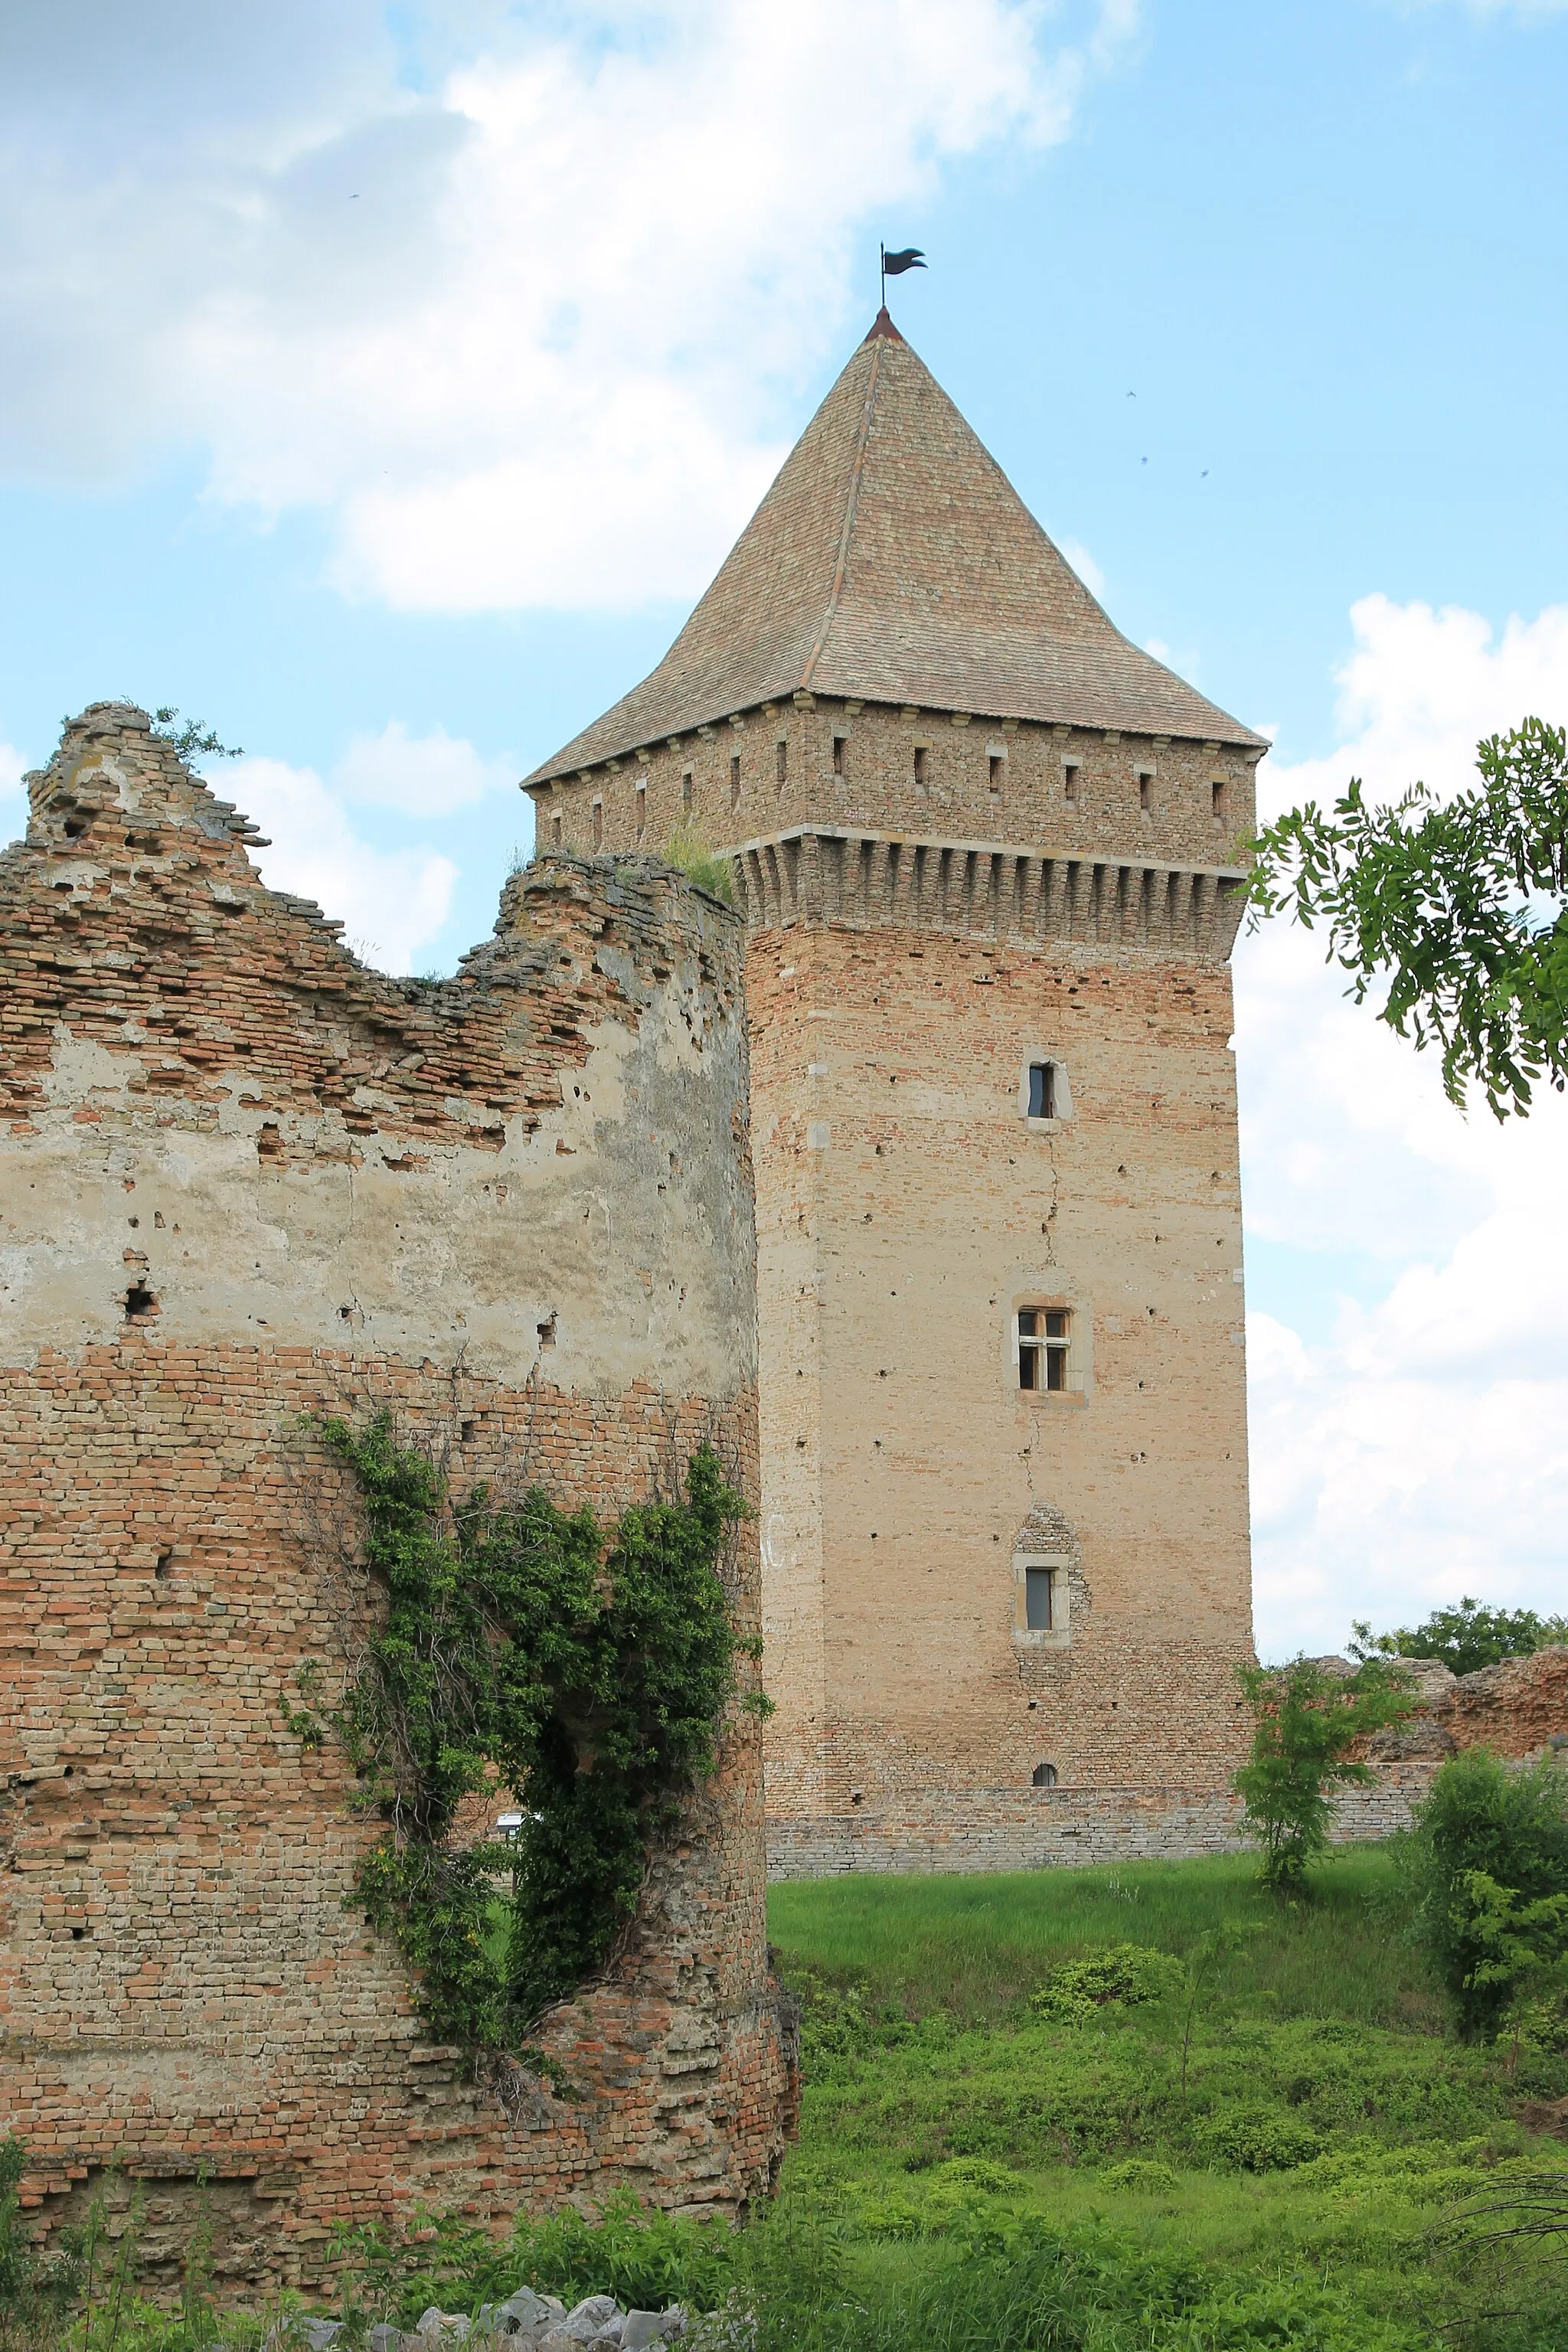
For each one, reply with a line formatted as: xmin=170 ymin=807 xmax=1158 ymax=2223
xmin=305 ymin=1410 xmax=759 ymax=2053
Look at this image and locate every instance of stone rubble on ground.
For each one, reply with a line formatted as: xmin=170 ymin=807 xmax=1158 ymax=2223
xmin=270 ymin=2290 xmax=690 ymax=2352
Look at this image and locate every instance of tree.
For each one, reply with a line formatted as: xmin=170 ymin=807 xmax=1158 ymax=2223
xmin=1247 ymin=717 xmax=1568 ymax=1118
xmin=1349 ymin=1596 xmax=1568 ymax=1678
xmin=1403 ymin=1747 xmax=1568 ymax=2037
xmin=1233 ymin=1655 xmax=1415 ymax=1892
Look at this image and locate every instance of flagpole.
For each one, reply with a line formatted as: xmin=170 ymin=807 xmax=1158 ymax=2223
xmin=879 ymin=240 xmax=885 ymax=312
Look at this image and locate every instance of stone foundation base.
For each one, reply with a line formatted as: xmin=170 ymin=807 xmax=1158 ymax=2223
xmin=766 ymin=1765 xmax=1439 ymax=1877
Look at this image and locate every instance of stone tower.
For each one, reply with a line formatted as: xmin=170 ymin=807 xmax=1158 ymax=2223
xmin=525 ymin=311 xmax=1265 ymax=1872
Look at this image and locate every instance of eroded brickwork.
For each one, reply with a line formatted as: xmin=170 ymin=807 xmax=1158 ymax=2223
xmin=0 ymin=707 xmax=795 ymax=2288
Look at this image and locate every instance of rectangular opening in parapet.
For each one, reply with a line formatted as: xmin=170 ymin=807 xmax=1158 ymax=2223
xmin=832 ymin=733 xmax=847 ymax=777
xmin=730 ymin=753 xmax=741 ymax=811
xmin=1138 ymin=769 xmax=1154 ymax=812
xmin=776 ymin=739 xmax=788 ymax=791
xmin=1025 ymin=1566 xmax=1055 ymax=1631
xmin=682 ymin=768 xmax=694 ymax=815
xmin=592 ymin=799 xmax=604 ymax=850
xmin=1027 ymin=1063 xmax=1056 ymax=1120
xmin=1018 ymin=1307 xmax=1070 ymax=1392
xmin=1063 ymin=762 xmax=1080 ymax=804
xmin=913 ymin=746 xmax=928 ymax=797
xmin=1211 ymin=778 xmax=1228 ymax=819
xmin=635 ymin=779 xmax=647 ymax=838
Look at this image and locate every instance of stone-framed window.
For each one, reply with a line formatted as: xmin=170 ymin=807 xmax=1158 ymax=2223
xmin=1014 ymin=1550 xmax=1072 ymax=1647
xmin=1004 ymin=1285 xmax=1089 ymax=1404
xmin=1018 ymin=1056 xmax=1072 ymax=1125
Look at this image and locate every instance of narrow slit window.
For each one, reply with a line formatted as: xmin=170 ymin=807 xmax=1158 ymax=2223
xmin=730 ymin=752 xmax=740 ymax=810
xmin=1063 ymin=762 xmax=1080 ymax=804
xmin=1018 ymin=1307 xmax=1070 ymax=1392
xmin=591 ymin=798 xmax=603 ymax=850
xmin=1027 ymin=1062 xmax=1056 ymax=1120
xmin=635 ymin=780 xmax=647 ymax=838
xmin=913 ymin=746 xmax=927 ymax=795
xmin=776 ymin=738 xmax=788 ymax=789
xmin=832 ymin=733 xmax=847 ymax=777
xmin=1138 ymin=769 xmax=1153 ymax=812
xmin=988 ymin=753 xmax=1004 ymax=791
xmin=1211 ymin=778 xmax=1227 ymax=818
xmin=682 ymin=768 xmax=694 ymax=815
xmin=1025 ymin=1568 xmax=1054 ymax=1631
xmin=550 ymin=813 xmax=563 ymax=846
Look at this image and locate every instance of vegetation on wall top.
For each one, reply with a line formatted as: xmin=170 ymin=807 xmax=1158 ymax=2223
xmin=1351 ymin=1596 xmax=1568 ymax=1678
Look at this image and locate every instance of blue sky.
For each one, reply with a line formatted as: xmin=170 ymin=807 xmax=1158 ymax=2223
xmin=2 ymin=0 xmax=1565 ymax=1655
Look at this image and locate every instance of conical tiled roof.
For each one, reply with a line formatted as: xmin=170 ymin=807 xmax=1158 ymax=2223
xmin=525 ymin=314 xmax=1262 ymax=784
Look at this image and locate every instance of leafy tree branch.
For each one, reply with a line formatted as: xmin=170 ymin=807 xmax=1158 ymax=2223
xmin=1246 ymin=716 xmax=1568 ymax=1118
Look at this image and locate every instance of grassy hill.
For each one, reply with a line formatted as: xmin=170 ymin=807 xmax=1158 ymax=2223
xmin=758 ymin=1847 xmax=1568 ymax=2350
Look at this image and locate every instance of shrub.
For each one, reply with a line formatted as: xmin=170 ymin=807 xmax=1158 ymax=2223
xmin=1031 ymin=1942 xmax=1184 ymax=2021
xmin=1199 ymin=2107 xmax=1321 ymax=2173
xmin=1405 ymin=1748 xmax=1568 ymax=2035
xmin=1233 ymin=1655 xmax=1414 ymax=1890
xmin=1099 ymin=2157 xmax=1180 ymax=2194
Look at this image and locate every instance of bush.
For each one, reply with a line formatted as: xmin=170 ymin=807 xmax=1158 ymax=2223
xmin=1405 ymin=1749 xmax=1568 ymax=2035
xmin=1233 ymin=1656 xmax=1413 ymax=1890
xmin=1199 ymin=2108 xmax=1321 ymax=2174
xmin=1099 ymin=2157 xmax=1180 ymax=2194
xmin=1031 ymin=1942 xmax=1184 ymax=2021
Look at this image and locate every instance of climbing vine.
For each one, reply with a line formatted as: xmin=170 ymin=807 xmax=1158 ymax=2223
xmin=306 ymin=1410 xmax=757 ymax=2053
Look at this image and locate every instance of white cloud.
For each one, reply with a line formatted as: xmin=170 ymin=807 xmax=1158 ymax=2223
xmin=0 ymin=742 xmax=24 ymax=841
xmin=333 ymin=720 xmax=515 ymax=816
xmin=1240 ymin=596 xmax=1568 ymax=1659
xmin=0 ymin=0 xmax=1135 ymax=612
xmin=228 ymin=753 xmax=458 ymax=972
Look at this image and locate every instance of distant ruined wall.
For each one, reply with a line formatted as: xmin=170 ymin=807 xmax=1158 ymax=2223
xmin=763 ymin=1652 xmax=1568 ymax=1880
xmin=0 ymin=707 xmax=795 ymax=2294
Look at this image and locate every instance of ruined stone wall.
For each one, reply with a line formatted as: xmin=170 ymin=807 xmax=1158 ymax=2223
xmin=766 ymin=1766 xmax=1440 ymax=1879
xmin=0 ymin=707 xmax=795 ymax=2291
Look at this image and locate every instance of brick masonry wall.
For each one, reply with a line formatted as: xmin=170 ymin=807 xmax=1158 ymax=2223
xmin=743 ymin=919 xmax=1255 ymax=1829
xmin=0 ymin=707 xmax=796 ymax=2292
xmin=765 ymin=1766 xmax=1440 ymax=1877
xmin=529 ymin=698 xmax=1259 ymax=886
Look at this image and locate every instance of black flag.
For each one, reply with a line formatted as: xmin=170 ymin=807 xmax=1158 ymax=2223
xmin=882 ymin=247 xmax=926 ymax=275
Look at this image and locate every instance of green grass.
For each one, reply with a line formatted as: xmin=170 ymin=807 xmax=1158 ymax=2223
xmin=767 ymin=1848 xmax=1443 ymax=2027
xmin=760 ymin=1848 xmax=1568 ymax=2352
